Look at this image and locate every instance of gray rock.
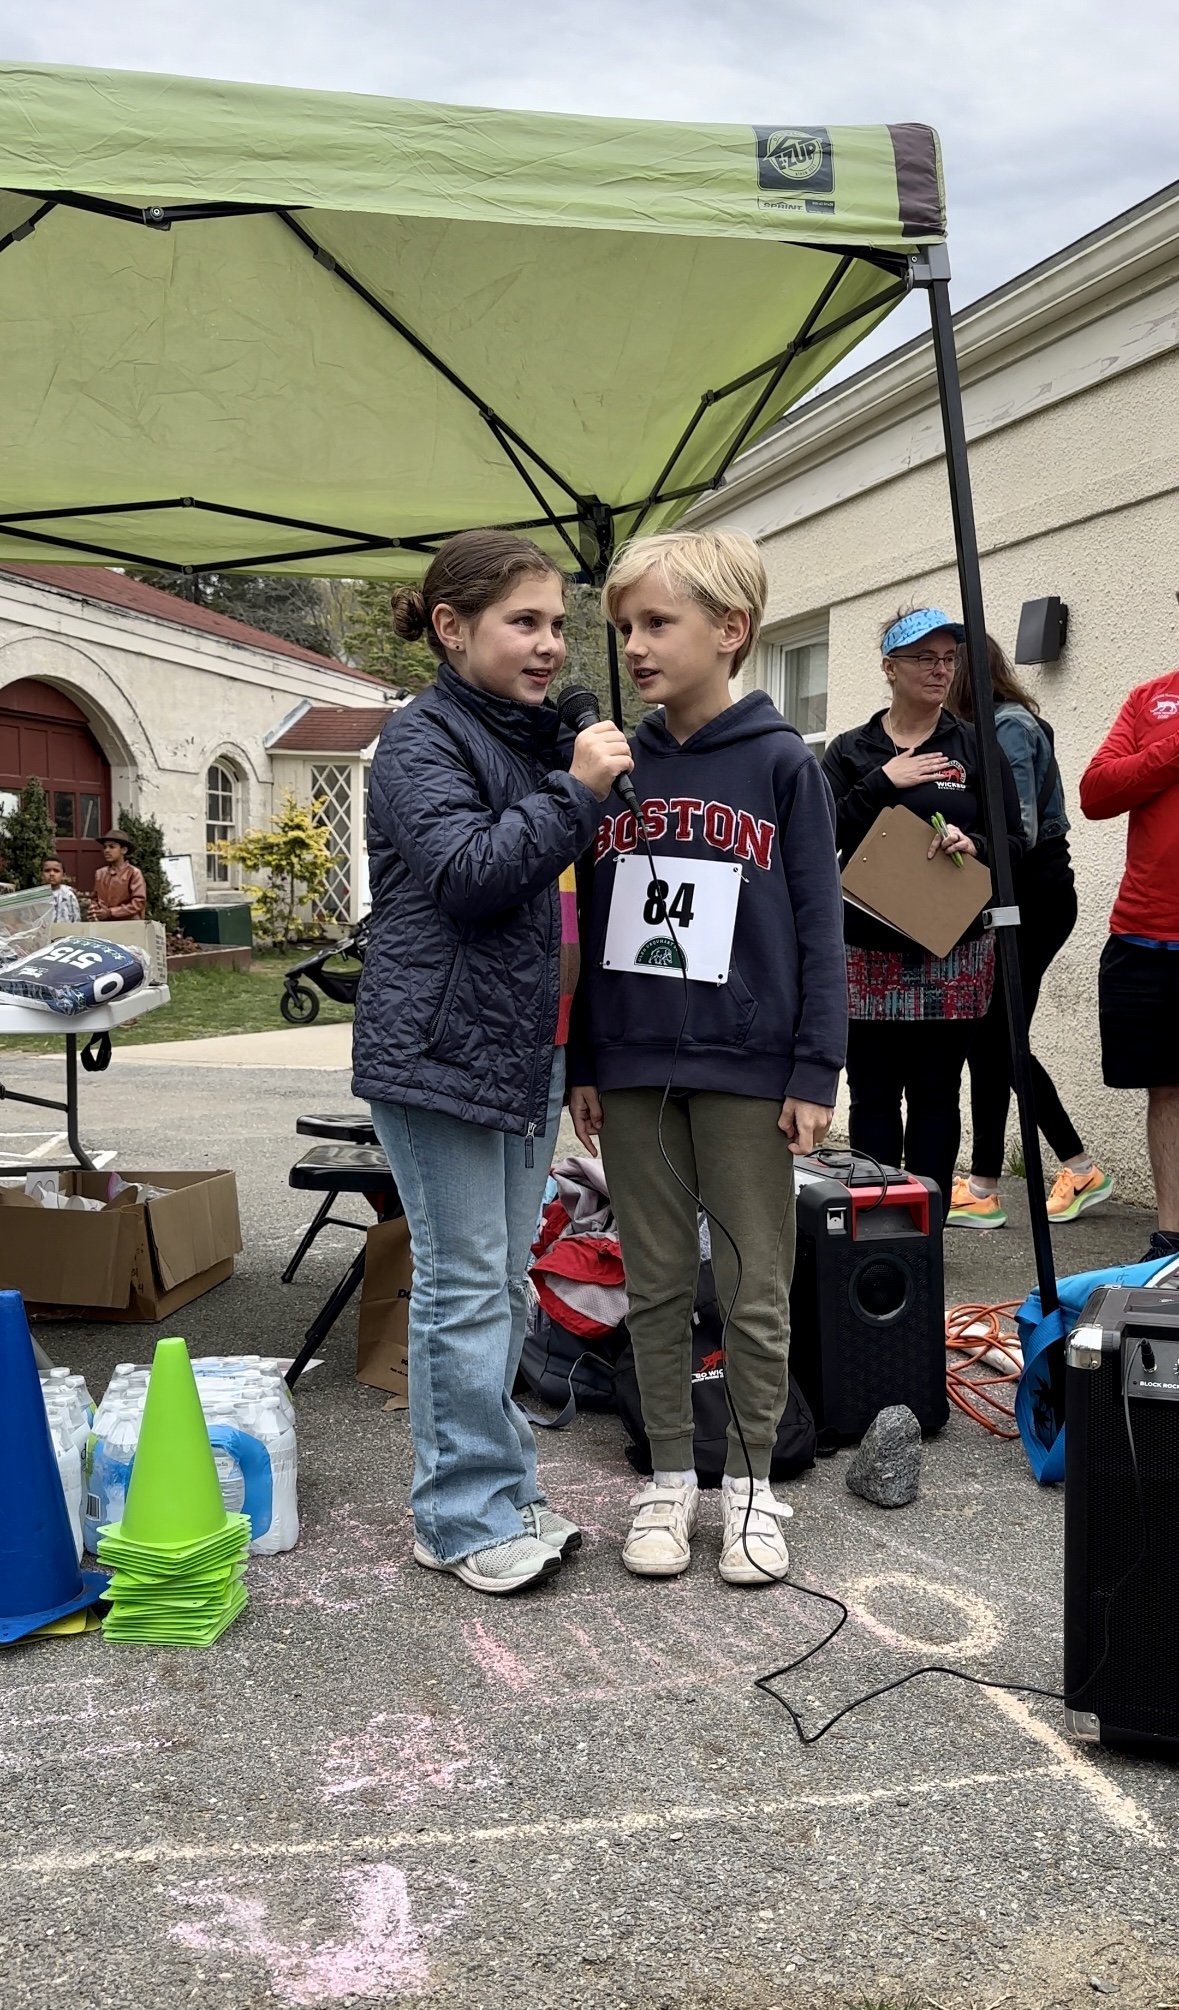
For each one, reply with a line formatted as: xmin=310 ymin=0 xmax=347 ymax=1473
xmin=845 ymin=1404 xmax=922 ymax=1507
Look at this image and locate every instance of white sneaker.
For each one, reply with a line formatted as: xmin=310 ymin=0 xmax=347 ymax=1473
xmin=621 ymin=1481 xmax=699 ymax=1577
xmin=718 ymin=1480 xmax=793 ymax=1586
xmin=519 ymin=1502 xmax=582 ymax=1558
xmin=413 ymin=1533 xmax=560 ymax=1595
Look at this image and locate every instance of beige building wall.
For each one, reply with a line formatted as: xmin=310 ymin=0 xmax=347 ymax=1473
xmin=690 ymin=185 xmax=1179 ymax=1204
xmin=0 ymin=573 xmax=395 ymax=900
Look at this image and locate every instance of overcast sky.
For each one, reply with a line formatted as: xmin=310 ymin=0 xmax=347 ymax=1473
xmin=2 ymin=0 xmax=1176 ymax=379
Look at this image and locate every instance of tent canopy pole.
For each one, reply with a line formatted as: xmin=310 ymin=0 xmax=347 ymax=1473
xmin=916 ymin=247 xmax=1061 ymax=1342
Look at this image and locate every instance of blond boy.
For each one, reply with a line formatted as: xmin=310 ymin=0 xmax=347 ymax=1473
xmin=568 ymin=531 xmax=847 ymax=1585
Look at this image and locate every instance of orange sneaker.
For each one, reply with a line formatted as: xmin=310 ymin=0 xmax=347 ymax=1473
xmin=1047 ymin=1164 xmax=1114 ymax=1222
xmin=947 ymin=1177 xmax=1007 ymax=1229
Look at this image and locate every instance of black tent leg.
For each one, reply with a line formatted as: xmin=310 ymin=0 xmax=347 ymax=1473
xmin=922 ymin=256 xmax=1061 ymax=1376
xmin=605 ymin=621 xmax=624 ymax=731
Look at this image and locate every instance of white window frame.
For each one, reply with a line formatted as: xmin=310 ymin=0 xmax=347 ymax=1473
xmin=205 ymin=760 xmax=240 ymax=886
xmin=753 ymin=619 xmax=830 ymax=750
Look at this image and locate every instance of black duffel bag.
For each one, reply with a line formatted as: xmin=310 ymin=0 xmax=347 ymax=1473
xmin=613 ymin=1259 xmax=816 ymax=1487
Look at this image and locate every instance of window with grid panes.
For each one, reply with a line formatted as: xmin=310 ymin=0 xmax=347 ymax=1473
xmin=754 ymin=625 xmax=829 ymax=750
xmin=205 ymin=762 xmax=239 ymax=884
xmin=311 ymin=762 xmax=354 ymax=927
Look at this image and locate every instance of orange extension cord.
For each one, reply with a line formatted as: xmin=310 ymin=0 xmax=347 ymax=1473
xmin=944 ymin=1301 xmax=1023 ymax=1438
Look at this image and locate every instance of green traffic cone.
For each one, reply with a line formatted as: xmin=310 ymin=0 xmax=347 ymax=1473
xmin=117 ymin=1337 xmax=229 ymax=1549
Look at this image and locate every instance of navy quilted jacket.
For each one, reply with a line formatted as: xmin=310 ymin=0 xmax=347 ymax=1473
xmin=351 ymin=664 xmax=603 ymax=1138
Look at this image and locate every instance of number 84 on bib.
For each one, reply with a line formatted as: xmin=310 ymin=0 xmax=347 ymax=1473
xmin=602 ymin=855 xmax=743 ymax=986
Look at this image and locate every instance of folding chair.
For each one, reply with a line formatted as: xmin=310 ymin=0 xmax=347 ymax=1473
xmin=285 ymin=1143 xmax=402 ymax=1388
xmin=281 ymin=1112 xmax=380 ymax=1283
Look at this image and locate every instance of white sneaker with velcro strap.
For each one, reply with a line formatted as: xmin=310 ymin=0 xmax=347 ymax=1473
xmin=718 ymin=1479 xmax=793 ymax=1586
xmin=621 ymin=1481 xmax=699 ymax=1577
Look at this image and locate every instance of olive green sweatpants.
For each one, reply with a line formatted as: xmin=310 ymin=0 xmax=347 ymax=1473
xmin=600 ymin=1089 xmax=796 ymax=1480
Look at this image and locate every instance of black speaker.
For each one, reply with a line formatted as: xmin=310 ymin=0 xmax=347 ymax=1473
xmin=1064 ymin=1285 xmax=1179 ymax=1755
xmin=788 ymin=1156 xmax=947 ymax=1442
xmin=1014 ymin=595 xmax=1068 ymax=664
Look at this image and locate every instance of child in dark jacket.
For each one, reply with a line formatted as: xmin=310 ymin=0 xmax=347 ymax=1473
xmin=569 ymin=530 xmax=847 ymax=1587
xmin=353 ymin=530 xmax=632 ymax=1597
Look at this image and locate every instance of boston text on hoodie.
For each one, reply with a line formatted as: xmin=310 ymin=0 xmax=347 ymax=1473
xmin=573 ymin=691 xmax=848 ymax=1107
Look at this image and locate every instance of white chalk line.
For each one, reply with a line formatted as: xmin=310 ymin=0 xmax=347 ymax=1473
xmin=989 ymin=1690 xmax=1164 ymax=1845
xmin=846 ymin=1568 xmax=1165 ymax=1848
xmin=0 ymin=1764 xmax=1049 ymax=1881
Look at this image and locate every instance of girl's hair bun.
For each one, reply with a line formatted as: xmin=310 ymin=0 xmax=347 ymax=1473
xmin=390 ymin=586 xmax=429 ymax=643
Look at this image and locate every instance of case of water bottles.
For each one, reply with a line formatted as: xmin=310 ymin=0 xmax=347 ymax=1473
xmin=78 ymin=1355 xmax=299 ymax=1557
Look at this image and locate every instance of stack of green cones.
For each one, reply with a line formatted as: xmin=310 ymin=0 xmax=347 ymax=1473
xmin=97 ymin=1337 xmax=250 ymax=1646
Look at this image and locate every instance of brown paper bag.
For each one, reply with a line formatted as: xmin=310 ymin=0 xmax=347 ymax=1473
xmin=356 ymin=1215 xmax=412 ymax=1405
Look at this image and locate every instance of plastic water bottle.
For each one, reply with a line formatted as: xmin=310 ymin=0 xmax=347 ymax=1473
xmin=84 ymin=1380 xmax=146 ymax=1553
xmin=194 ymin=1366 xmax=299 ymax=1553
xmin=43 ymin=1401 xmax=84 ymax=1562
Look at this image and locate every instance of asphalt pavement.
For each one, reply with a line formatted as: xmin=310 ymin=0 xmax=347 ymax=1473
xmin=0 ymin=1045 xmax=1176 ymax=2010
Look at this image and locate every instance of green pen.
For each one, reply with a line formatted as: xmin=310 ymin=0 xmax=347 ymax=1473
xmin=931 ymin=811 xmax=965 ymax=867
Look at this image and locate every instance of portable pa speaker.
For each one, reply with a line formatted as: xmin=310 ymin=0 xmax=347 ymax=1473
xmin=1064 ymin=1285 xmax=1179 ymax=1755
xmin=1014 ymin=595 xmax=1068 ymax=664
xmin=788 ymin=1155 xmax=947 ymax=1443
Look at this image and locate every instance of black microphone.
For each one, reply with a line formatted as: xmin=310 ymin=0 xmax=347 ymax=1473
xmin=555 ymin=685 xmax=640 ymax=814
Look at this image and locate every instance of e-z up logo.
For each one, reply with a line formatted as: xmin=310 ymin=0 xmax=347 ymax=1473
xmin=754 ymin=126 xmax=834 ymax=193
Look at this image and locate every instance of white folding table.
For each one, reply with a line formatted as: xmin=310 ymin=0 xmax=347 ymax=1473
xmin=0 ymin=984 xmax=171 ymax=1173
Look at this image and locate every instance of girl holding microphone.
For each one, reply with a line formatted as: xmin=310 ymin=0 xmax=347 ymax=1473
xmin=353 ymin=530 xmax=632 ymax=1596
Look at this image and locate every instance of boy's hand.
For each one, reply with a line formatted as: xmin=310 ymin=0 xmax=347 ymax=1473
xmin=778 ymin=1098 xmax=833 ymax=1155
xmin=569 ymin=1085 xmax=604 ymax=1157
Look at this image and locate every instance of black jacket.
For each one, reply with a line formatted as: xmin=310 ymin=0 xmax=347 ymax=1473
xmin=821 ymin=709 xmax=1024 ymax=952
xmin=573 ymin=693 xmax=848 ymax=1106
xmin=351 ymin=665 xmax=602 ymax=1135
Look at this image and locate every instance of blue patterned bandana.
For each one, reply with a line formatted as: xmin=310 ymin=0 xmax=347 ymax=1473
xmin=882 ymin=608 xmax=965 ymax=656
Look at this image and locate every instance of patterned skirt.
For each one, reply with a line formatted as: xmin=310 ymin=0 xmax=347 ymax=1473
xmin=846 ymin=934 xmax=995 ymax=1022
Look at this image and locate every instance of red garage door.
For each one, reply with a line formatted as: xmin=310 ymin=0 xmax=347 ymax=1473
xmin=0 ymin=678 xmax=111 ymax=893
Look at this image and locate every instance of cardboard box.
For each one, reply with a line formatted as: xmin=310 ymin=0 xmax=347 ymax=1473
xmin=355 ymin=1215 xmax=411 ymax=1405
xmin=48 ymin=919 xmax=168 ymax=986
xmin=0 ymin=1169 xmax=241 ymax=1319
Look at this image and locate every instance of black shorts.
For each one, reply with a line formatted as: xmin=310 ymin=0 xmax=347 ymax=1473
xmin=1098 ymin=936 xmax=1179 ymax=1089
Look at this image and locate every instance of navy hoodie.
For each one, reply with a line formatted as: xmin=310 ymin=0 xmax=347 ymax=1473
xmin=573 ymin=692 xmax=848 ymax=1106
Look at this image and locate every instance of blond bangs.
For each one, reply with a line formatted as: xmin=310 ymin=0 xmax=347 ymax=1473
xmin=602 ymin=530 xmax=767 ymax=672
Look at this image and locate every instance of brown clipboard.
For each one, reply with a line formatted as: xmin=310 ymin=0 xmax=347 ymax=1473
xmin=840 ymin=804 xmax=992 ymax=959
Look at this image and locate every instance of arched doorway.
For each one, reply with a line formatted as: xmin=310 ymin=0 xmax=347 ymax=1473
xmin=0 ymin=678 xmax=112 ymax=892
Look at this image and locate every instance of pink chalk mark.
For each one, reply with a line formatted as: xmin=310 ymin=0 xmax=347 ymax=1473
xmin=463 ymin=1616 xmax=538 ymax=1693
xmin=321 ymin=1711 xmax=498 ymax=1808
xmin=171 ymin=1863 xmax=455 ymax=2004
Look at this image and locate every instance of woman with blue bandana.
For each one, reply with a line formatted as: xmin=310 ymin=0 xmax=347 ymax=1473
xmin=822 ymin=608 xmax=1025 ymax=1212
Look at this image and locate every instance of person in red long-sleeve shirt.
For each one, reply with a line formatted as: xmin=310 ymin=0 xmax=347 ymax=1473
xmin=1080 ymin=666 xmax=1179 ymax=1257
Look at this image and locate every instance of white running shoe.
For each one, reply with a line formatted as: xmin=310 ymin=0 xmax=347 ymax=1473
xmin=621 ymin=1481 xmax=699 ymax=1577
xmin=519 ymin=1502 xmax=583 ymax=1558
xmin=718 ymin=1480 xmax=793 ymax=1586
xmin=413 ymin=1533 xmax=561 ymax=1595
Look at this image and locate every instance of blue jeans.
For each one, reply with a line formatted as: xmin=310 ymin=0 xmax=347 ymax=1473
xmin=368 ymin=1052 xmax=565 ymax=1564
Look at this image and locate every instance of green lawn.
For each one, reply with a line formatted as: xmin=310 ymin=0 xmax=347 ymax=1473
xmin=0 ymin=951 xmax=356 ymax=1054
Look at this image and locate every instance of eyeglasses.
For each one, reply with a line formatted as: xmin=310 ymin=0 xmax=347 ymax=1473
xmin=890 ymin=650 xmax=958 ymax=671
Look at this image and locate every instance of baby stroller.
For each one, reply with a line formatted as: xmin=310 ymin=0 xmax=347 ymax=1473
xmin=279 ymin=915 xmax=370 ymax=1024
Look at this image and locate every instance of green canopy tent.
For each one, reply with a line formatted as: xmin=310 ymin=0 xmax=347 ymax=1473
xmin=0 ymin=63 xmax=1060 ymax=1336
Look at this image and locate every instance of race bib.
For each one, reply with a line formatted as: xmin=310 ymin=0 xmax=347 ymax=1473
xmin=602 ymin=855 xmax=742 ymax=985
